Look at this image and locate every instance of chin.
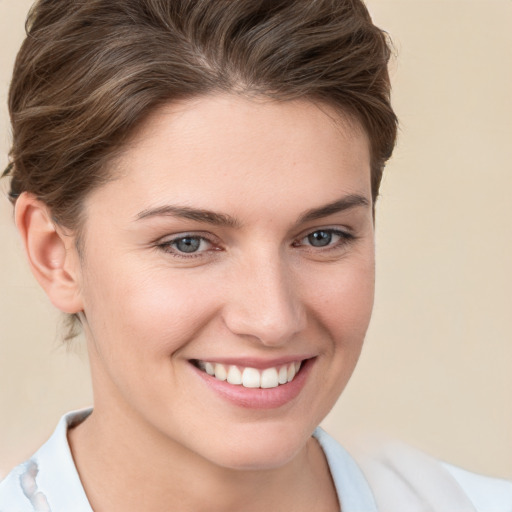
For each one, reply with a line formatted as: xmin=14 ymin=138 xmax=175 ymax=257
xmin=199 ymin=421 xmax=315 ymax=471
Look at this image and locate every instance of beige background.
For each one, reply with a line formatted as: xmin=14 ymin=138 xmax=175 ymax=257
xmin=1 ymin=0 xmax=511 ymax=480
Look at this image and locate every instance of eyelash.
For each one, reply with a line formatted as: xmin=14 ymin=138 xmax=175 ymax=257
xmin=156 ymin=228 xmax=356 ymax=259
xmin=293 ymin=228 xmax=356 ymax=251
xmin=156 ymin=233 xmax=219 ymax=259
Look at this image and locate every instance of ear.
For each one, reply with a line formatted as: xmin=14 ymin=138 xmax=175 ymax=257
xmin=15 ymin=192 xmax=84 ymax=314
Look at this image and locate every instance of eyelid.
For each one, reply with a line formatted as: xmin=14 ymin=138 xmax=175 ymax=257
xmin=156 ymin=230 xmax=220 ymax=244
xmin=295 ymin=224 xmax=354 ymax=240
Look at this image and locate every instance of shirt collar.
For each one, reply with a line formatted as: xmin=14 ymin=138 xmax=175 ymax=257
xmin=314 ymin=427 xmax=379 ymax=512
xmin=28 ymin=408 xmax=93 ymax=512
xmin=28 ymin=410 xmax=376 ymax=512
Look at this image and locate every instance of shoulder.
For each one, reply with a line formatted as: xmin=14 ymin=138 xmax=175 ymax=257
xmin=0 ymin=409 xmax=93 ymax=512
xmin=0 ymin=462 xmax=31 ymax=512
xmin=443 ymin=462 xmax=512 ymax=512
xmin=365 ymin=442 xmax=512 ymax=512
xmin=0 ymin=460 xmax=48 ymax=512
xmin=316 ymin=428 xmax=512 ymax=512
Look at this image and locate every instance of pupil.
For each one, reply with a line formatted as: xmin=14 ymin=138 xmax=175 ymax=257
xmin=176 ymin=237 xmax=200 ymax=253
xmin=308 ymin=231 xmax=332 ymax=247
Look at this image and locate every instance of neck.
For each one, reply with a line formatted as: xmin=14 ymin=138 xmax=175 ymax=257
xmin=68 ymin=403 xmax=338 ymax=512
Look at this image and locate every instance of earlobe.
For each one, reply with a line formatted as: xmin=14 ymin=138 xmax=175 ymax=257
xmin=15 ymin=192 xmax=84 ymax=314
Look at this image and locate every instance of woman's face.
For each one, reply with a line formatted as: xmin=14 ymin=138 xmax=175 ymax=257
xmin=76 ymin=94 xmax=375 ymax=470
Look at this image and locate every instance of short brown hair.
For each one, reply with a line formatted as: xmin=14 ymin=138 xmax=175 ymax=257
xmin=3 ymin=0 xmax=397 ymax=336
xmin=5 ymin=0 xmax=397 ymax=220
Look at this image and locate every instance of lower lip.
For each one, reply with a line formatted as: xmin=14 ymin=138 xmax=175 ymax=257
xmin=191 ymin=358 xmax=314 ymax=409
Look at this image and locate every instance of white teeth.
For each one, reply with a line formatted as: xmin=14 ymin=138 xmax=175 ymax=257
xmin=278 ymin=365 xmax=288 ymax=385
xmin=227 ymin=365 xmax=242 ymax=385
xmin=242 ymin=367 xmax=261 ymax=388
xmin=214 ymin=364 xmax=227 ymax=381
xmin=261 ymin=368 xmax=279 ymax=389
xmin=287 ymin=363 xmax=296 ymax=383
xmin=277 ymin=366 xmax=288 ymax=384
xmin=197 ymin=360 xmax=304 ymax=388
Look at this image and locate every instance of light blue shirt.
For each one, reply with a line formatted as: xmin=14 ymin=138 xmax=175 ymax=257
xmin=1 ymin=409 xmax=511 ymax=512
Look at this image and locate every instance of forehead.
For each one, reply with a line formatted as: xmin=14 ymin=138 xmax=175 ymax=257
xmin=87 ymin=94 xmax=372 ymax=221
xmin=127 ymin=94 xmax=369 ymax=160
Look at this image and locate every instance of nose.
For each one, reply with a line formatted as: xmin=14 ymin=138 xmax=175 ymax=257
xmin=222 ymin=255 xmax=306 ymax=347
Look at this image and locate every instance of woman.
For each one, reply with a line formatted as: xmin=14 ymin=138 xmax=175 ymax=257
xmin=0 ymin=1 xmax=510 ymax=511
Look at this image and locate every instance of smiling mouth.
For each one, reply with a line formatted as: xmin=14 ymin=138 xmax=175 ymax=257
xmin=192 ymin=360 xmax=303 ymax=389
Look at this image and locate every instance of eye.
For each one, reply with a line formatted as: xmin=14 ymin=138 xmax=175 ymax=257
xmin=294 ymin=228 xmax=354 ymax=250
xmin=157 ymin=234 xmax=216 ymax=257
xmin=307 ymin=230 xmax=334 ymax=247
xmin=173 ymin=236 xmax=204 ymax=253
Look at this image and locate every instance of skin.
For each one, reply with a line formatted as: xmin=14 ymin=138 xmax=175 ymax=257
xmin=16 ymin=94 xmax=375 ymax=511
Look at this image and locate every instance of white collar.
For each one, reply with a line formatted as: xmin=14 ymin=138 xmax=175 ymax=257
xmin=4 ymin=409 xmax=377 ymax=512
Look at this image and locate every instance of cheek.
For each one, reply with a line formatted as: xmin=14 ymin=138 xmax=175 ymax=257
xmin=307 ymin=253 xmax=375 ymax=346
xmin=80 ymin=255 xmax=221 ymax=359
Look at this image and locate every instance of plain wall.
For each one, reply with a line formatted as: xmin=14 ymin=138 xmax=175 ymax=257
xmin=1 ymin=0 xmax=511 ymax=479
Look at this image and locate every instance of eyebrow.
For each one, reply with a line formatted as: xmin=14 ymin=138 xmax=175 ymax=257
xmin=135 ymin=194 xmax=370 ymax=227
xmin=135 ymin=205 xmax=241 ymax=228
xmin=297 ymin=194 xmax=370 ymax=224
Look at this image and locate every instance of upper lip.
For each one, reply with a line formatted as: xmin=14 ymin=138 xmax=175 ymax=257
xmin=190 ymin=355 xmax=315 ymax=370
